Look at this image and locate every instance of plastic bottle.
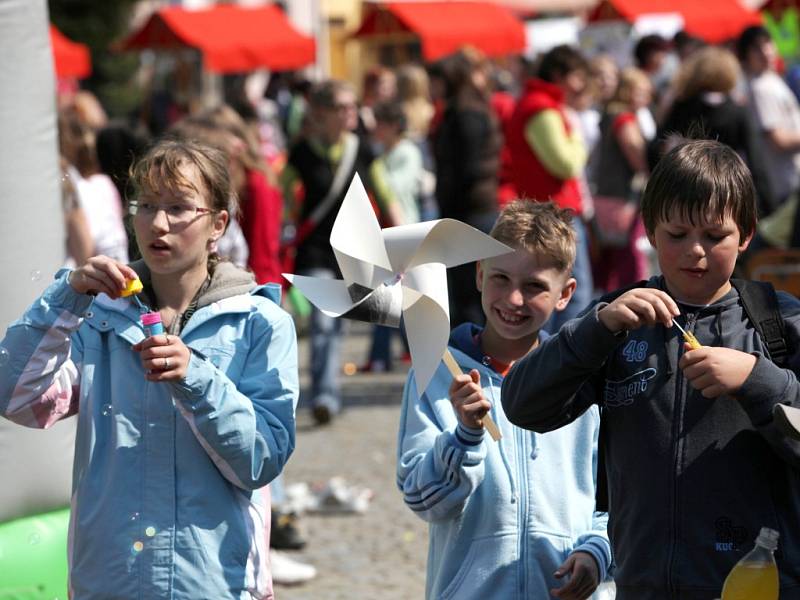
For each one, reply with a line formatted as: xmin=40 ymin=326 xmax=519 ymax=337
xmin=720 ymin=527 xmax=779 ymax=600
xmin=141 ymin=312 xmax=164 ymax=338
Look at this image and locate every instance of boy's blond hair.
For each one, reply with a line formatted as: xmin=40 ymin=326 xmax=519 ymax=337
xmin=490 ymin=200 xmax=576 ymax=274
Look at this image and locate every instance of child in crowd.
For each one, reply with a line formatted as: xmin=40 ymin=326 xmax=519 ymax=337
xmin=0 ymin=139 xmax=299 ymax=599
xmin=502 ymin=140 xmax=800 ymax=599
xmin=280 ymin=79 xmax=374 ymax=425
xmin=361 ymin=101 xmax=422 ymax=373
xmin=397 ymin=200 xmax=612 ymax=599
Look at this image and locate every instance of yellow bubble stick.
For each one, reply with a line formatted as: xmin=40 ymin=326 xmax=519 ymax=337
xmin=673 ymin=320 xmax=702 ymax=350
xmin=120 ymin=278 xmax=143 ymax=298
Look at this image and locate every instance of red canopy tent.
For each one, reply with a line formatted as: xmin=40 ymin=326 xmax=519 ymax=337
xmin=589 ymin=0 xmax=763 ymax=43
xmin=120 ymin=4 xmax=315 ymax=73
xmin=50 ymin=25 xmax=91 ymax=79
xmin=353 ymin=1 xmax=526 ymax=61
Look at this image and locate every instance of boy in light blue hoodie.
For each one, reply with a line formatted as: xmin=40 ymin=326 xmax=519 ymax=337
xmin=397 ymin=200 xmax=611 ymax=600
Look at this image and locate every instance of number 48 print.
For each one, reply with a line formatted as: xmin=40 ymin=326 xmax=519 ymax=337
xmin=622 ymin=340 xmax=648 ymax=363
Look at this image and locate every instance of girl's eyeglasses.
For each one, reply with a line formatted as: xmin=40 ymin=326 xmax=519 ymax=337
xmin=128 ymin=201 xmax=216 ymax=227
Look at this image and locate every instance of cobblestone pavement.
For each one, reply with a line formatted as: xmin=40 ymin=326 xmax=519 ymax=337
xmin=277 ymin=322 xmax=428 ymax=600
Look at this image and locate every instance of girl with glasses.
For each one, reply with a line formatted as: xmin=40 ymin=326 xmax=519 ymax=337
xmin=0 ymin=138 xmax=299 ymax=599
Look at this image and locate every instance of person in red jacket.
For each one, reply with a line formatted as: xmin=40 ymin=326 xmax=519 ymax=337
xmin=507 ymin=45 xmax=594 ymax=331
xmin=207 ymin=105 xmax=284 ymax=286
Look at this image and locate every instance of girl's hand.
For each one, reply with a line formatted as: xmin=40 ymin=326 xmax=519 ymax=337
xmin=132 ymin=334 xmax=191 ymax=382
xmin=68 ymin=256 xmax=139 ymax=299
xmin=449 ymin=369 xmax=491 ymax=429
xmin=551 ymin=551 xmax=600 ymax=599
xmin=679 ymin=346 xmax=757 ymax=398
xmin=598 ymin=288 xmax=679 ymax=334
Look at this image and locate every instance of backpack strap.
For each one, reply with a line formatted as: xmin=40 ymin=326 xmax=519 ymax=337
xmin=731 ymin=278 xmax=790 ymax=368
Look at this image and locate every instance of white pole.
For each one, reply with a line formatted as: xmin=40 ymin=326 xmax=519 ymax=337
xmin=286 ymin=0 xmax=327 ymax=79
xmin=0 ymin=0 xmax=76 ymax=523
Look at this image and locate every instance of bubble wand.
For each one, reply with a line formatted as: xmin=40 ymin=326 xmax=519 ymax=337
xmin=673 ymin=319 xmax=702 ymax=350
xmin=120 ymin=278 xmax=163 ymax=336
xmin=121 ymin=278 xmax=148 ymax=311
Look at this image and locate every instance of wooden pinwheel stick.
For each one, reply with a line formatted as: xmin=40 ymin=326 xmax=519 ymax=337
xmin=442 ymin=349 xmax=502 ymax=442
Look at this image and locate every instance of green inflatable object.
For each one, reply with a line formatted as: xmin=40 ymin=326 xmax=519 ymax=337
xmin=764 ymin=8 xmax=800 ymax=60
xmin=0 ymin=508 xmax=69 ymax=600
xmin=287 ymin=284 xmax=311 ymax=319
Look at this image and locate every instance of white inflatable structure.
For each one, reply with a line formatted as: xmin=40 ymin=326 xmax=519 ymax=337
xmin=0 ymin=0 xmax=75 ymax=524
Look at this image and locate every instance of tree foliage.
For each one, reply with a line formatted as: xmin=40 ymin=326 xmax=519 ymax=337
xmin=49 ymin=0 xmax=142 ymax=118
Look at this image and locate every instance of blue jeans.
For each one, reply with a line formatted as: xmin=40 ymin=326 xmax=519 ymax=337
xmin=546 ymin=218 xmax=595 ymax=333
xmin=369 ymin=325 xmax=392 ymax=367
xmin=270 ymin=473 xmax=286 ymax=506
xmin=301 ymin=267 xmax=344 ymax=415
xmin=368 ymin=320 xmax=409 ymax=368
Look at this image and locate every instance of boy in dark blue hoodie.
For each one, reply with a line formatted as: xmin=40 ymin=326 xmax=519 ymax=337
xmin=503 ymin=139 xmax=800 ymax=599
xmin=397 ymin=200 xmax=612 ymax=600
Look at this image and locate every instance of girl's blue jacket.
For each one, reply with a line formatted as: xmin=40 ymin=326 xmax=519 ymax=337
xmin=0 ymin=266 xmax=298 ymax=599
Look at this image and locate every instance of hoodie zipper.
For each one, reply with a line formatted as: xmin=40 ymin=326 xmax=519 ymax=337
xmin=484 ymin=376 xmax=525 ymax=596
xmin=667 ymin=312 xmax=697 ymax=597
xmin=514 ymin=424 xmax=528 ymax=598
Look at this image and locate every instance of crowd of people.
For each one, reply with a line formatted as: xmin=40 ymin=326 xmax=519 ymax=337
xmin=2 ymin=20 xmax=800 ymax=600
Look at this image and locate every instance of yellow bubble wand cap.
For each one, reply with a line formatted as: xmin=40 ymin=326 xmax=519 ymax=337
xmin=673 ymin=320 xmax=702 ymax=350
xmin=120 ymin=278 xmax=143 ymax=298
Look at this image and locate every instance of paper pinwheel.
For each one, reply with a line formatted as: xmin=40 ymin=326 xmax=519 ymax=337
xmin=284 ymin=174 xmax=512 ymax=439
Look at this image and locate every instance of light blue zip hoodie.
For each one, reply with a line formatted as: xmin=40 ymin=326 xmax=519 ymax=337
xmin=396 ymin=323 xmax=612 ymax=600
xmin=0 ymin=264 xmax=299 ymax=599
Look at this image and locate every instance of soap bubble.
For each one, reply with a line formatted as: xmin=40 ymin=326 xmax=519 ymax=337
xmin=145 ymin=526 xmax=156 ymax=537
xmin=101 ymin=405 xmax=113 ymax=416
xmin=29 ymin=532 xmax=41 ymax=545
xmin=131 ymin=540 xmax=144 ymax=553
xmin=0 ymin=347 xmax=9 ymax=367
xmin=30 ymin=270 xmax=42 ymax=282
xmin=130 ymin=512 xmax=139 ymax=521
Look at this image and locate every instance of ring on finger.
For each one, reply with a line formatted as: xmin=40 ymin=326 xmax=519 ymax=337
xmin=164 ymin=357 xmax=170 ymax=370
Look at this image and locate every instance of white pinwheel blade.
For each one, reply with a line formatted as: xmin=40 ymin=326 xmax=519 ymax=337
xmin=282 ymin=274 xmax=356 ymax=317
xmin=401 ymin=263 xmax=450 ymax=321
xmin=344 ymin=279 xmax=403 ymax=327
xmin=382 ymin=219 xmax=512 ymax=273
xmin=402 ymin=288 xmax=452 ymax=394
xmin=334 ymin=248 xmax=395 ymax=291
xmin=284 ymin=273 xmax=403 ymax=327
xmin=399 ymin=263 xmax=451 ymax=393
xmin=330 ymin=174 xmax=393 ymax=284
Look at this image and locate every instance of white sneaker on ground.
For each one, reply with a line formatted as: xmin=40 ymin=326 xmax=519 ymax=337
xmin=270 ymin=549 xmax=317 ymax=585
xmin=284 ymin=477 xmax=374 ymax=515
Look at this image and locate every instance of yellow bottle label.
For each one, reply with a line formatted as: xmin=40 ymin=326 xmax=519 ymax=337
xmin=721 ymin=561 xmax=779 ymax=600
